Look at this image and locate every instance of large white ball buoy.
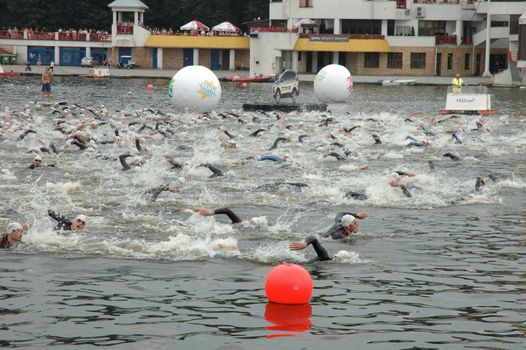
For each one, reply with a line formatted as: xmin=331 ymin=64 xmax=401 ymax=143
xmin=313 ymin=64 xmax=353 ymax=103
xmin=168 ymin=65 xmax=222 ymax=112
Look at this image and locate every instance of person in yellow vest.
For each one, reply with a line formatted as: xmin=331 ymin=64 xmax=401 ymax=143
xmin=452 ymin=73 xmax=466 ymax=90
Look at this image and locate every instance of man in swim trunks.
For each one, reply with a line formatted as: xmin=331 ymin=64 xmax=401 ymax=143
xmin=40 ymin=67 xmax=53 ymax=103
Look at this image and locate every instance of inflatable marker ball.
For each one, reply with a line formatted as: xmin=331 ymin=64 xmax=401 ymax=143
xmin=168 ymin=65 xmax=222 ymax=112
xmin=147 ymin=84 xmax=154 ymax=91
xmin=314 ymin=64 xmax=353 ymax=103
xmin=265 ymin=263 xmax=313 ymax=304
xmin=241 ymin=82 xmax=248 ymax=88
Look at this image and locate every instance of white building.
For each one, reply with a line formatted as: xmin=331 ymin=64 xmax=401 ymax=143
xmin=251 ymin=0 xmax=526 ymax=84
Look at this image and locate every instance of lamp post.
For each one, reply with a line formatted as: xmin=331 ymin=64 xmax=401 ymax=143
xmin=482 ymin=0 xmax=492 ymax=77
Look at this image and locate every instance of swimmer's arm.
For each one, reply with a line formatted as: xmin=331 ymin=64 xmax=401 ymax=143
xmin=212 ymin=208 xmax=243 ymax=224
xmin=290 ymin=236 xmax=331 ymax=261
xmin=338 ymin=211 xmax=368 ymax=220
xmin=119 ymin=153 xmax=132 ymax=171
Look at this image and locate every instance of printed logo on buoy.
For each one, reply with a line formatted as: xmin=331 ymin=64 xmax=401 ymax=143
xmin=197 ymin=80 xmax=217 ymax=99
xmin=315 ymin=70 xmax=327 ymax=83
xmin=347 ymin=76 xmax=353 ymax=93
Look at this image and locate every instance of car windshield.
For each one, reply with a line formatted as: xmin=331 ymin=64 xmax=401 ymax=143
xmin=280 ymin=71 xmax=297 ymax=81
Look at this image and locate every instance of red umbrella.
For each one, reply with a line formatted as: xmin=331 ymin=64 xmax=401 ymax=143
xmin=180 ymin=20 xmax=210 ymax=31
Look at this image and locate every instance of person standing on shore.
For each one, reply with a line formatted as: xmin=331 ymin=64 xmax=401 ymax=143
xmin=40 ymin=67 xmax=53 ymax=103
xmin=452 ymin=73 xmax=466 ymax=90
xmin=49 ymin=60 xmax=54 ymax=72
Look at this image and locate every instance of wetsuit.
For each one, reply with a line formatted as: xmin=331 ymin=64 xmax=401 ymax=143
xmin=452 ymin=133 xmax=462 ymax=144
xmin=304 ymin=236 xmax=332 ymax=262
xmin=119 ymin=154 xmax=133 ymax=171
xmin=269 ymin=137 xmax=288 ymax=150
xmin=443 ymin=152 xmax=460 ymax=161
xmin=48 ymin=210 xmax=72 ymax=230
xmin=212 ymin=208 xmax=243 ymax=224
xmin=144 ymin=185 xmax=171 ymax=202
xmin=201 ymin=163 xmax=224 ymax=178
xmin=256 ymin=155 xmax=284 ymax=162
xmin=0 ymin=234 xmax=12 ymax=249
xmin=372 ymin=134 xmax=382 ymax=144
xmin=323 ymin=212 xmax=360 ymax=239
xmin=345 ymin=191 xmax=368 ymax=200
xmin=326 ymin=152 xmax=345 ymax=161
xmin=406 ymin=141 xmax=426 ymax=148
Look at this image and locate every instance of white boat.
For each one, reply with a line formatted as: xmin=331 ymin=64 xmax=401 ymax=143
xmin=381 ymin=79 xmax=417 ymax=86
xmin=439 ymin=86 xmax=498 ymax=116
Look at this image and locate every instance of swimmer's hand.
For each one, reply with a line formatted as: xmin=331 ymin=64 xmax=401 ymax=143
xmin=356 ymin=211 xmax=368 ymax=220
xmin=289 ymin=242 xmax=308 ymax=251
xmin=187 ymin=207 xmax=213 ymax=216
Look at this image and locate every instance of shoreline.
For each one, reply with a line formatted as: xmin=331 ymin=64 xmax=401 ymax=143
xmin=0 ymin=64 xmax=499 ymax=86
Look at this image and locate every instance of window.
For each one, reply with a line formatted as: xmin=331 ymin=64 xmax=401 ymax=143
xmin=341 ymin=20 xmax=381 ymax=35
xmin=410 ymin=53 xmax=426 ymax=69
xmin=464 ymin=53 xmax=470 ymax=70
xmin=418 ymin=20 xmax=446 ymax=36
xmin=447 ymin=53 xmax=453 ymax=70
xmin=364 ymin=52 xmax=379 ymax=68
xmin=510 ymin=15 xmax=519 ymax=35
xmin=387 ymin=52 xmax=403 ymax=69
xmin=299 ymin=0 xmax=313 ymax=7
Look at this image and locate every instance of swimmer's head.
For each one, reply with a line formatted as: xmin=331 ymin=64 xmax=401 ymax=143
xmin=71 ymin=215 xmax=86 ymax=230
xmin=33 ymin=154 xmax=42 ymax=167
xmin=475 ymin=176 xmax=486 ymax=191
xmin=341 ymin=214 xmax=359 ymax=235
xmin=7 ymin=222 xmax=23 ymax=234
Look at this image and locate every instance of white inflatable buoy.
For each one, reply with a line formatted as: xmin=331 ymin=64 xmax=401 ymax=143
xmin=314 ymin=64 xmax=353 ymax=103
xmin=169 ymin=65 xmax=222 ymax=112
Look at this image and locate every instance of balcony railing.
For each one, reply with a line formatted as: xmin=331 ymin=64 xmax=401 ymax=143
xmin=250 ymin=27 xmax=298 ymax=33
xmin=413 ymin=0 xmax=460 ymax=4
xmin=298 ymin=33 xmax=385 ymax=39
xmin=116 ymin=24 xmax=134 ymax=35
xmin=0 ymin=30 xmax=23 ymax=39
xmin=27 ymin=31 xmax=56 ymax=40
xmin=58 ymin=32 xmax=87 ymax=41
xmin=436 ymin=34 xmax=457 ymax=44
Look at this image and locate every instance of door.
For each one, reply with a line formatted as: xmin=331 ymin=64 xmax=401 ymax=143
xmin=306 ymin=52 xmax=312 ymax=73
xmin=436 ymin=53 xmax=441 ymax=76
xmin=475 ymin=53 xmax=481 ymax=76
xmin=222 ymin=50 xmax=230 ymax=70
xmin=153 ymin=48 xmax=157 ymax=69
xmin=183 ymin=49 xmax=193 ymax=67
xmin=211 ymin=49 xmax=220 ymax=70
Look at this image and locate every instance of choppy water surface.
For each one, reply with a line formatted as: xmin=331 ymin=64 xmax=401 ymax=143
xmin=1 ymin=77 xmax=525 ymax=349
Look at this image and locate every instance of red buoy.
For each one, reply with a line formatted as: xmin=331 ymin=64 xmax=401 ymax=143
xmin=241 ymin=82 xmax=248 ymax=88
xmin=147 ymin=84 xmax=154 ymax=91
xmin=265 ymin=263 xmax=313 ymax=304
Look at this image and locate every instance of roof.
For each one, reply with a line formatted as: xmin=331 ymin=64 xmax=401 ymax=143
xmin=108 ymin=0 xmax=148 ymax=9
xmin=145 ymin=35 xmax=250 ymax=49
xmin=293 ymin=38 xmax=390 ymax=52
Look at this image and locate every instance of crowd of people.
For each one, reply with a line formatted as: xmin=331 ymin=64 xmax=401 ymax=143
xmin=1 ymin=90 xmax=509 ymax=263
xmin=0 ymin=27 xmax=109 ymax=41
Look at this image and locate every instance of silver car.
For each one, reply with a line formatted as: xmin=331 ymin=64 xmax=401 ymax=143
xmin=272 ymin=70 xmax=299 ymax=103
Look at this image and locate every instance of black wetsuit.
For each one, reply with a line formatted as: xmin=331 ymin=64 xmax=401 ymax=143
xmin=201 ymin=163 xmax=224 ymax=178
xmin=304 ymin=235 xmax=332 ymax=262
xmin=0 ymin=234 xmax=12 ymax=249
xmin=213 ymin=208 xmax=243 ymax=224
xmin=323 ymin=211 xmax=360 ymax=239
xmin=144 ymin=185 xmax=171 ymax=202
xmin=48 ymin=210 xmax=72 ymax=230
xmin=119 ymin=154 xmax=134 ymax=171
xmin=269 ymin=137 xmax=288 ymax=150
xmin=345 ymin=191 xmax=368 ymax=200
xmin=443 ymin=152 xmax=460 ymax=161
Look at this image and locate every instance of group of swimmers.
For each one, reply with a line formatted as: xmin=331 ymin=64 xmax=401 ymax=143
xmin=0 ymin=99 xmax=507 ymax=262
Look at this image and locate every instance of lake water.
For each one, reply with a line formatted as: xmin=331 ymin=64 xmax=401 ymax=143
xmin=1 ymin=77 xmax=525 ymax=349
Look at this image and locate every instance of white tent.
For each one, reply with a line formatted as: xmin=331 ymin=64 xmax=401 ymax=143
xmin=292 ymin=18 xmax=317 ymax=29
xmin=212 ymin=21 xmax=240 ymax=33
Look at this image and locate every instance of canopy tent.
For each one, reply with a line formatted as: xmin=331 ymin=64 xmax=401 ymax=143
xmin=180 ymin=20 xmax=209 ymax=32
xmin=292 ymin=18 xmax=317 ymax=29
xmin=212 ymin=21 xmax=240 ymax=33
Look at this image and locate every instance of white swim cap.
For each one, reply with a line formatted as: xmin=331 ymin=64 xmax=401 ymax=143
xmin=7 ymin=222 xmax=23 ymax=233
xmin=74 ymin=214 xmax=87 ymax=223
xmin=340 ymin=215 xmax=356 ymax=227
xmin=34 ymin=154 xmax=42 ymax=161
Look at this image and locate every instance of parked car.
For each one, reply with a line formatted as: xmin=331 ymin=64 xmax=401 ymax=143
xmin=80 ymin=56 xmax=99 ymax=67
xmin=272 ymin=70 xmax=299 ymax=103
xmin=117 ymin=55 xmax=137 ymax=69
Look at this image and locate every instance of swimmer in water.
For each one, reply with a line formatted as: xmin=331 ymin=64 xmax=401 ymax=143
xmin=388 ymin=172 xmax=415 ymax=198
xmin=200 ymin=163 xmax=224 ymax=178
xmin=443 ymin=152 xmax=461 ymax=161
xmin=48 ymin=210 xmax=86 ymax=231
xmin=119 ymin=153 xmax=144 ymax=171
xmin=344 ymin=191 xmax=368 ymax=201
xmin=0 ymin=222 xmax=25 ymax=249
xmin=323 ymin=212 xmax=368 ymax=239
xmin=29 ymin=154 xmax=56 ymax=169
xmin=289 ymin=235 xmax=332 ymax=262
xmin=176 ymin=207 xmax=243 ymax=224
xmin=143 ymin=185 xmax=179 ymax=202
xmin=405 ymin=139 xmax=430 ymax=148
xmin=255 ymin=155 xmax=288 ymax=162
xmin=372 ymin=134 xmax=382 ymax=145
